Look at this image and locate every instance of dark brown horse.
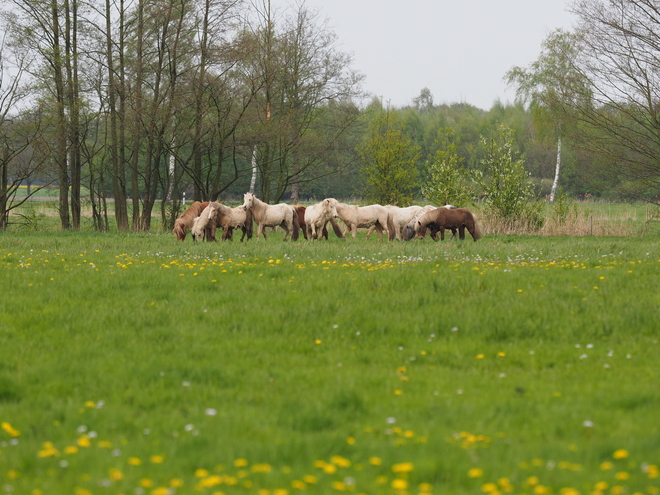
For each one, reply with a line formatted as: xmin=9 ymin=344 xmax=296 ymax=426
xmin=173 ymin=201 xmax=209 ymax=241
xmin=416 ymin=207 xmax=481 ymax=241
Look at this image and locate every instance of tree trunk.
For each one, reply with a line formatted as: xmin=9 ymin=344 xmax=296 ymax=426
xmin=51 ymin=0 xmax=70 ymax=230
xmin=549 ymin=129 xmax=562 ymax=203
xmin=130 ymin=0 xmax=144 ymax=229
xmin=106 ymin=0 xmax=128 ymax=230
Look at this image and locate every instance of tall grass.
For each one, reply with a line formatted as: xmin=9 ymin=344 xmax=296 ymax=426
xmin=1 ymin=231 xmax=659 ymax=494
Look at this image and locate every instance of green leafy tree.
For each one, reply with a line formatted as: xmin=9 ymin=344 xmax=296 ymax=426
xmin=422 ymin=128 xmax=472 ymax=207
xmin=357 ymin=105 xmax=419 ymax=205
xmin=506 ymin=29 xmax=588 ymax=203
xmin=475 ymin=123 xmax=542 ymax=228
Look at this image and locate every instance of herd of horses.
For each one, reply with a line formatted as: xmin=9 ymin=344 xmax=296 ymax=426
xmin=173 ymin=192 xmax=482 ymax=243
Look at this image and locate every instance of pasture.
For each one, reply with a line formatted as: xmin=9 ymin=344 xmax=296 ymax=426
xmin=0 ymin=229 xmax=659 ymax=495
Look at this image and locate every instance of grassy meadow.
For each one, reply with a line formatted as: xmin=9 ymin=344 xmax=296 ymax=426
xmin=1 ymin=214 xmax=660 ymax=495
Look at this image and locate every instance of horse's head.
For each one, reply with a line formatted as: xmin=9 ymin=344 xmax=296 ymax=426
xmin=242 ymin=192 xmax=253 ymax=210
xmin=415 ymin=220 xmax=426 ymax=239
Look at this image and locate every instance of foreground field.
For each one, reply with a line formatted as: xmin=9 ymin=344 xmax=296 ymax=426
xmin=0 ymin=232 xmax=659 ymax=495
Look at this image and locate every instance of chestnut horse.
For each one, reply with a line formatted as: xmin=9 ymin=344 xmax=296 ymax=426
xmin=415 ymin=207 xmax=481 ymax=241
xmin=173 ymin=201 xmax=209 ymax=241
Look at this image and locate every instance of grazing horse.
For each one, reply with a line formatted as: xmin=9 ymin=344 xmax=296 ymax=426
xmin=368 ymin=205 xmax=423 ymax=241
xmin=305 ymin=198 xmax=341 ymax=240
xmin=172 ymin=201 xmax=209 ymax=241
xmin=415 ymin=207 xmax=481 ymax=241
xmin=209 ymin=202 xmax=253 ymax=241
xmin=401 ymin=205 xmax=456 ymax=241
xmin=191 ymin=206 xmax=215 ymax=241
xmin=335 ymin=202 xmax=395 ymax=242
xmin=242 ymin=192 xmax=299 ymax=241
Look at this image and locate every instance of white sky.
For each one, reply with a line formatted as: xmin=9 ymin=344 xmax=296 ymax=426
xmin=267 ymin=0 xmax=577 ymax=110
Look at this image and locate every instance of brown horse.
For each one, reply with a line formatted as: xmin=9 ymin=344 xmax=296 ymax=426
xmin=210 ymin=202 xmax=253 ymax=241
xmin=415 ymin=207 xmax=481 ymax=241
xmin=173 ymin=201 xmax=209 ymax=241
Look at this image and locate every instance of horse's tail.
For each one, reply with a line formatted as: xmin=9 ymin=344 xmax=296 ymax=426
xmin=329 ymin=217 xmax=344 ymax=238
xmin=386 ymin=212 xmax=396 ymax=242
xmin=291 ymin=207 xmax=300 ymax=241
xmin=470 ymin=212 xmax=482 ymax=241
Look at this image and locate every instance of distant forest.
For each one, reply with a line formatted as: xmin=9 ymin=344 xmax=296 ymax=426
xmin=1 ymin=0 xmax=659 ymax=231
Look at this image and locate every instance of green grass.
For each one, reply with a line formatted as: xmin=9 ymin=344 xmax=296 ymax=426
xmin=0 ymin=232 xmax=659 ymax=495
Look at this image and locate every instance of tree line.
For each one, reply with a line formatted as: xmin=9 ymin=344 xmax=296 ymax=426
xmin=1 ymin=0 xmax=658 ymax=232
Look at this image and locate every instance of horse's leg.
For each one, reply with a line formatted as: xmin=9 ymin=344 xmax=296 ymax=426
xmin=322 ymin=222 xmax=329 ymax=240
xmin=459 ymin=226 xmax=466 ymax=240
xmin=366 ymin=225 xmax=375 ymax=240
xmin=440 ymin=227 xmax=445 ymax=241
xmin=282 ymin=221 xmax=290 ymax=241
xmin=375 ymin=224 xmax=383 ymax=242
xmin=351 ymin=224 xmax=357 ymax=239
xmin=257 ymin=224 xmax=264 ymax=240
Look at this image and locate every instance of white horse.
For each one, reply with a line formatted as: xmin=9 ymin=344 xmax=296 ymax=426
xmin=367 ymin=205 xmax=424 ymax=241
xmin=335 ymin=202 xmax=395 ymax=242
xmin=305 ymin=198 xmax=340 ymax=240
xmin=242 ymin=192 xmax=299 ymax=241
xmin=191 ymin=204 xmax=216 ymax=241
xmin=401 ymin=205 xmax=457 ymax=240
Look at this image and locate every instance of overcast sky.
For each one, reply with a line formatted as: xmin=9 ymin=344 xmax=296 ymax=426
xmin=267 ymin=0 xmax=577 ymax=110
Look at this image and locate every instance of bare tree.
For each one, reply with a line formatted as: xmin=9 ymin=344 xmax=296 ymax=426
xmin=570 ymin=0 xmax=660 ymax=201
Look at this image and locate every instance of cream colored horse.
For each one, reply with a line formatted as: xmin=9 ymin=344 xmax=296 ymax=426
xmin=304 ymin=198 xmax=339 ymax=240
xmin=335 ymin=202 xmax=395 ymax=242
xmin=242 ymin=192 xmax=299 ymax=241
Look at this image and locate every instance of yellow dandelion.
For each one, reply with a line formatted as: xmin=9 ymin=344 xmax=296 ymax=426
xmin=468 ymin=468 xmax=483 ymax=478
xmin=84 ymin=401 xmax=96 ymax=408
xmin=612 ymin=449 xmax=629 ymax=459
xmin=128 ymin=457 xmax=142 ymax=466
xmin=139 ymin=478 xmax=154 ymax=488
xmin=170 ymin=479 xmax=184 ymax=488
xmin=559 ymin=488 xmax=579 ymax=495
xmin=419 ymin=483 xmax=433 ymax=492
xmin=392 ymin=462 xmax=414 ymax=474
xmin=533 ymin=486 xmax=551 ymax=495
xmin=323 ymin=463 xmax=337 ymax=474
xmin=77 ymin=435 xmax=91 ymax=448
xmin=75 ymin=489 xmax=93 ymax=495
xmin=476 ymin=354 xmax=485 ymax=359
xmin=497 ymin=352 xmax=506 ymax=357
xmin=64 ymin=446 xmax=78 ymax=454
xmin=313 ymin=460 xmax=326 ymax=468
xmin=303 ymin=475 xmax=317 ymax=484
xmin=593 ymin=482 xmax=608 ymax=491
xmin=526 ymin=476 xmax=539 ymax=486
xmin=394 ymin=389 xmax=403 ymax=395
xmin=331 ymin=455 xmax=351 ymax=468
xmin=291 ymin=480 xmax=306 ymax=490
xmin=251 ymin=463 xmax=272 ymax=473
xmin=109 ymin=469 xmax=124 ymax=481
xmin=332 ymin=481 xmax=347 ymax=491
xmin=234 ymin=458 xmax=248 ymax=467
xmin=1 ymin=422 xmax=20 ymax=437
xmin=369 ymin=457 xmax=382 ymax=466
xmin=273 ymin=490 xmax=289 ymax=495
xmin=150 ymin=455 xmax=165 ymax=464
xmin=391 ymin=479 xmax=408 ymax=490
xmin=346 ymin=436 xmax=356 ymax=445
xmin=600 ymin=461 xmax=613 ymax=470
xmin=315 ymin=339 xmax=322 ymax=345
xmin=151 ymin=488 xmax=169 ymax=495
xmin=481 ymin=482 xmax=498 ymax=493
xmin=615 ymin=472 xmax=629 ymax=480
